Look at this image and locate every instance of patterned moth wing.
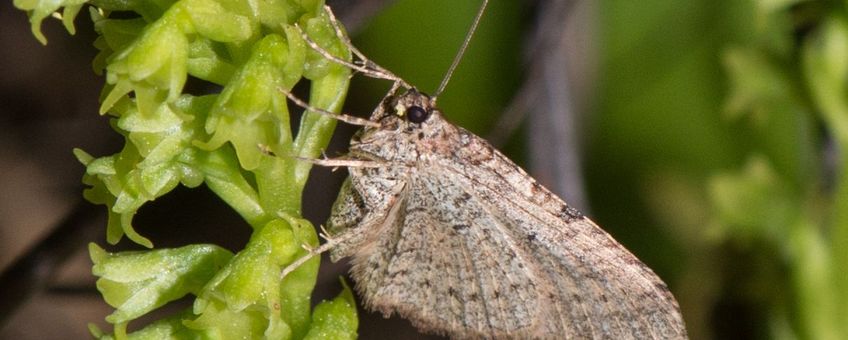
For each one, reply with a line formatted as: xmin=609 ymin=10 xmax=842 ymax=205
xmin=326 ymin=90 xmax=688 ymax=339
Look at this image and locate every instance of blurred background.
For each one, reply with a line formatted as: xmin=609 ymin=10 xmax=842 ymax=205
xmin=2 ymin=0 xmax=845 ymax=339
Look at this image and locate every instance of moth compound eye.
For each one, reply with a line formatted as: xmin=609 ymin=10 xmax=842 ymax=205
xmin=406 ymin=105 xmax=430 ymax=123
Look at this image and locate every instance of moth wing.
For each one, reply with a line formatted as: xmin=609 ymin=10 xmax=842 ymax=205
xmin=347 ymin=172 xmax=543 ymax=339
xmin=438 ymin=134 xmax=688 ymax=339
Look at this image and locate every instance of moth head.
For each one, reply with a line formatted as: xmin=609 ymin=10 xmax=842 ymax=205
xmin=370 ymin=88 xmax=439 ymax=125
xmin=389 ymin=89 xmax=436 ymax=123
xmin=352 ymin=89 xmax=449 ymax=159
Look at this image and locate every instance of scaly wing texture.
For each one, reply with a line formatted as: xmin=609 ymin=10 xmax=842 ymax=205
xmin=348 ymin=172 xmax=542 ymax=339
xmin=339 ymin=117 xmax=687 ymax=339
xmin=345 ymin=131 xmax=687 ymax=339
xmin=439 ymin=128 xmax=688 ymax=339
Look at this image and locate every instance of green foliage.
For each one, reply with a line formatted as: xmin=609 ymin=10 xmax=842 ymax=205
xmin=16 ymin=0 xmax=358 ymax=338
xmin=714 ymin=2 xmax=848 ymax=339
xmin=302 ymin=279 xmax=358 ymax=340
xmin=89 ymin=243 xmax=234 ymax=324
xmin=594 ymin=0 xmax=848 ymax=338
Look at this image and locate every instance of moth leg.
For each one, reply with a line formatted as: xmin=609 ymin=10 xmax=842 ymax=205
xmin=281 ymin=233 xmax=351 ymax=279
xmin=280 ymin=184 xmax=369 ymax=279
xmin=294 ymin=24 xmax=368 ymax=77
xmin=296 ymin=7 xmax=412 ymax=88
xmin=299 ymin=242 xmax=314 ymax=252
xmin=280 ymin=219 xmax=376 ymax=279
xmin=278 ymin=87 xmax=379 ymax=127
xmin=321 ymin=5 xmax=373 ymax=68
xmin=318 ymin=224 xmax=334 ymax=242
xmin=321 ymin=5 xmax=411 ymax=88
xmin=295 ymin=155 xmax=387 ymax=168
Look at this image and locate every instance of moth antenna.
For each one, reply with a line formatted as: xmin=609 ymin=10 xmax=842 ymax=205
xmin=432 ymin=0 xmax=490 ymax=101
xmin=279 ymin=87 xmax=380 ymax=127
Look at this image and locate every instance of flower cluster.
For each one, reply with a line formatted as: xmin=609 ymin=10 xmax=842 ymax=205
xmin=16 ymin=0 xmax=358 ymax=338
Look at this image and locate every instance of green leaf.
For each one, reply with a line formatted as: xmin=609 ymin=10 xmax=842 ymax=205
xmin=190 ymin=217 xmax=308 ymax=339
xmin=185 ymin=298 xmax=284 ymax=339
xmin=180 ymin=0 xmax=254 ymax=42
xmin=90 ymin=243 xmax=233 ymax=324
xmin=199 ymin=34 xmax=294 ymax=171
xmin=80 ymin=95 xmax=214 ymax=247
xmin=278 ymin=214 xmax=320 ymax=338
xmin=303 ymin=279 xmax=358 ymax=340
xmin=197 ymin=219 xmax=299 ymax=310
xmin=198 ymin=148 xmax=265 ymax=225
xmin=301 ymin=10 xmax=349 ymax=81
xmin=103 ymin=12 xmax=189 ymax=113
xmin=14 ymin=0 xmax=87 ymax=44
xmin=187 ymin=38 xmax=237 ymax=85
xmin=90 ymin=309 xmax=201 ymax=340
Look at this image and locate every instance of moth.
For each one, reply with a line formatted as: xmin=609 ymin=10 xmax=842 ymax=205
xmin=282 ymin=2 xmax=688 ymax=339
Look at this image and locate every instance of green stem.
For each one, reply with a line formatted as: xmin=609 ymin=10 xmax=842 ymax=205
xmin=292 ymin=71 xmax=350 ymax=187
xmin=255 ymin=156 xmax=300 ymax=219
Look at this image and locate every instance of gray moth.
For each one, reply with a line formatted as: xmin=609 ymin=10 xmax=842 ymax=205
xmin=318 ymin=89 xmax=688 ymax=339
xmin=282 ymin=3 xmax=689 ymax=339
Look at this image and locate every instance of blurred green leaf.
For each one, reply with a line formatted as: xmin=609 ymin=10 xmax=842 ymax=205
xmin=723 ymin=47 xmax=800 ymax=120
xmin=803 ymin=15 xmax=848 ymax=145
xmin=709 ymin=156 xmax=797 ymax=243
